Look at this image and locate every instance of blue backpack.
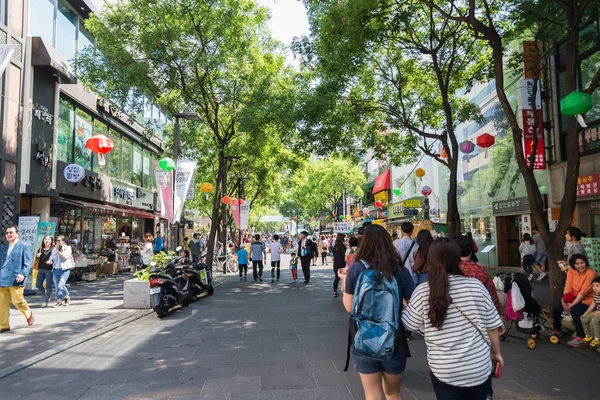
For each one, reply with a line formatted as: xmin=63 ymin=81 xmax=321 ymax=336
xmin=344 ymin=261 xmax=403 ymax=371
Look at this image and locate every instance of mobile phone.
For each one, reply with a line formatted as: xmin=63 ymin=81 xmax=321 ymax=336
xmin=491 ymin=362 xmax=503 ymax=378
xmin=58 ymin=245 xmax=62 ymax=251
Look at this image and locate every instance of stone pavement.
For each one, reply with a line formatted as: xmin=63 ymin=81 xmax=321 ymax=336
xmin=0 ymin=254 xmax=597 ymax=399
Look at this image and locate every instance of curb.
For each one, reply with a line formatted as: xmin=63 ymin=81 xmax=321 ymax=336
xmin=0 ymin=276 xmax=232 ymax=380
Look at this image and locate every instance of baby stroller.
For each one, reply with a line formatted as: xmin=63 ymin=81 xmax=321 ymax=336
xmin=498 ymin=272 xmax=559 ymax=349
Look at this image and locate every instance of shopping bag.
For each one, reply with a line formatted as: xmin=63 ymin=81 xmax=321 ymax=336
xmin=511 ymin=281 xmax=525 ymax=311
xmin=493 ymin=276 xmax=504 ymax=291
xmin=518 ymin=312 xmax=534 ymax=329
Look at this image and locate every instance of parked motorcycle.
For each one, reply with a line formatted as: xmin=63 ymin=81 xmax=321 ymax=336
xmin=149 ymin=248 xmax=194 ymax=318
xmin=189 ymin=255 xmax=214 ymax=296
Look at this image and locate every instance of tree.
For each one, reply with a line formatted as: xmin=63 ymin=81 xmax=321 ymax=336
xmin=77 ymin=0 xmax=300 ymax=268
xmin=297 ymin=0 xmax=491 ymax=234
xmin=421 ymin=0 xmax=600 ymax=301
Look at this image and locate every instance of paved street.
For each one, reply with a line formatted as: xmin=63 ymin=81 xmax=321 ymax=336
xmin=0 ymin=254 xmax=598 ymax=399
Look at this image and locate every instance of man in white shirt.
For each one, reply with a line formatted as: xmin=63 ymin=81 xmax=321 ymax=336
xmin=269 ymin=234 xmax=284 ymax=283
xmin=0 ymin=225 xmax=34 ymax=332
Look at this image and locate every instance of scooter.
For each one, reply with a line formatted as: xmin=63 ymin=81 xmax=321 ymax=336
xmin=189 ymin=255 xmax=214 ymax=296
xmin=149 ymin=249 xmax=193 ymax=318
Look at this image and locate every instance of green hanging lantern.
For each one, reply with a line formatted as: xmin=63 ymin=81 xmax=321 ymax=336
xmin=560 ymin=91 xmax=593 ymax=116
xmin=539 ymin=186 xmax=548 ymax=195
xmin=301 ymin=217 xmax=305 ymax=221
xmin=393 ymin=188 xmax=401 ymax=196
xmin=158 ymin=157 xmax=176 ymax=171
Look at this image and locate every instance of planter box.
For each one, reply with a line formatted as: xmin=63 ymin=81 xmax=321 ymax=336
xmin=123 ymin=278 xmax=151 ymax=309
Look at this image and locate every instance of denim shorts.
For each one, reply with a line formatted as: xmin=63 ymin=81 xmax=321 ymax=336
xmin=533 ymin=250 xmax=547 ymax=265
xmin=352 ymin=348 xmax=407 ymax=374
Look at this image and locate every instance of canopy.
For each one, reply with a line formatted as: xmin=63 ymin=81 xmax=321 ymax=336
xmin=372 ymin=170 xmax=391 ymax=194
xmin=259 ymin=215 xmax=288 ymax=222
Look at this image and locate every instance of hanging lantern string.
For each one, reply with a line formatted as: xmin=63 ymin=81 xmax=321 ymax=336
xmin=392 ymin=152 xmax=428 ymax=195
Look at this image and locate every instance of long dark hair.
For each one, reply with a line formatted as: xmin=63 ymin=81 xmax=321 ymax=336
xmin=567 ymin=227 xmax=585 ymax=241
xmin=427 ymin=238 xmax=464 ymax=329
xmin=416 ymin=230 xmax=434 ymax=265
xmin=523 ymin=233 xmax=534 ymax=245
xmin=354 ymin=224 xmax=403 ymax=281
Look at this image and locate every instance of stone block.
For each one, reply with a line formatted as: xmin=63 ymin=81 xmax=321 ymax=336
xmin=123 ymin=278 xmax=151 ymax=309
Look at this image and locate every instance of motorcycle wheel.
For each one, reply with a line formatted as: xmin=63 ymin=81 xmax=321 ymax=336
xmin=154 ymin=305 xmax=168 ymax=318
xmin=208 ymin=285 xmax=215 ymax=295
xmin=182 ymin=296 xmax=190 ymax=307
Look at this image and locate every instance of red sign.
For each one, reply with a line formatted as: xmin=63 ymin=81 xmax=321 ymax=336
xmin=522 ymin=109 xmax=546 ymax=170
xmin=576 ymin=173 xmax=600 ymax=197
xmin=372 ymin=169 xmax=391 ymax=194
xmin=421 ymin=185 xmax=432 ymax=196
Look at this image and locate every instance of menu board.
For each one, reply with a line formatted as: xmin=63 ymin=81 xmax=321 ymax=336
xmin=582 ymin=237 xmax=600 ymax=275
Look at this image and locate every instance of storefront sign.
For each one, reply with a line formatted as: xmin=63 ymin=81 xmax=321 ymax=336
xmin=402 ymin=199 xmax=421 ymax=208
xmin=64 ymin=164 xmax=85 ymax=183
xmin=522 ymin=109 xmax=546 ymax=170
xmin=421 ymin=185 xmax=432 ymax=196
xmin=579 ymin=124 xmax=600 ymax=155
xmin=374 ymin=191 xmax=389 ymax=205
xmin=523 ymin=41 xmax=541 ymax=79
xmin=519 ymin=79 xmax=542 ymax=110
xmin=387 ymin=202 xmax=404 ymax=219
xmin=110 ymin=180 xmax=155 ymax=210
xmin=174 ymin=160 xmax=197 ymax=223
xmin=403 ymin=209 xmax=419 ymax=216
xmin=333 ymin=222 xmax=354 ymax=233
xmin=29 ymin=70 xmax=56 ymax=192
xmin=492 ymin=197 xmax=530 ymax=214
xmin=372 ymin=170 xmax=391 ymax=194
xmin=576 ymin=173 xmax=600 ymax=197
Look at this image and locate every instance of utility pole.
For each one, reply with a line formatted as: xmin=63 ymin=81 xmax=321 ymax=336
xmin=222 ymin=155 xmax=240 ymax=273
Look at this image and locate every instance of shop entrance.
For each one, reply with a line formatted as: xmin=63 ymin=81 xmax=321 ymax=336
xmin=495 ymin=215 xmax=521 ymax=267
xmin=591 ymin=211 xmax=600 ymax=237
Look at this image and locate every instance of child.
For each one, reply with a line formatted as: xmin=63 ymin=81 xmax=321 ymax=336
xmin=290 ymin=252 xmax=298 ymax=283
xmin=237 ymin=246 xmax=249 ymax=282
xmin=579 ymin=277 xmax=600 ymax=350
xmin=519 ymin=233 xmax=536 ymax=281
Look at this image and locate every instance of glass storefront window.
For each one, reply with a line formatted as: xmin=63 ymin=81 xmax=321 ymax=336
xmin=74 ymin=108 xmax=93 ymax=170
xmin=29 ymin=0 xmax=54 ymax=44
xmin=150 ymin=154 xmax=157 ymax=189
xmin=93 ymin=119 xmax=109 ymax=175
xmin=581 ymin=52 xmax=600 ymax=124
xmin=82 ymin=211 xmax=94 ymax=254
xmin=133 ymin=144 xmax=142 ymax=186
xmin=58 ymin=98 xmax=74 ymax=163
xmin=78 ymin=23 xmax=94 ymax=56
xmin=57 ymin=0 xmax=77 ymax=62
xmin=100 ymin=215 xmax=117 ymax=250
xmin=110 ymin=132 xmax=121 ymax=178
xmin=143 ymin=150 xmax=150 ymax=189
xmin=122 ymin=138 xmax=133 ymax=182
xmin=144 ymin=96 xmax=152 ymax=125
xmin=56 ymin=208 xmax=82 ymax=251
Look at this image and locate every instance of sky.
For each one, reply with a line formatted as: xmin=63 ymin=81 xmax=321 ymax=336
xmin=256 ymin=0 xmax=310 ymax=68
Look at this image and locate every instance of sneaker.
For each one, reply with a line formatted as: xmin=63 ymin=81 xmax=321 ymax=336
xmin=582 ymin=336 xmax=593 ymax=344
xmin=240 ymin=278 xmax=244 ymax=282
xmin=591 ymin=339 xmax=600 ymax=348
xmin=537 ymin=272 xmax=547 ymax=281
xmin=53 ymin=301 xmax=63 ymax=307
xmin=333 ymin=292 xmax=339 ymax=297
xmin=271 ymin=279 xmax=274 ymax=283
xmin=64 ymin=297 xmax=71 ymax=306
xmin=406 ymin=332 xmax=415 ymax=341
xmin=41 ymin=302 xmax=48 ymax=308
xmin=568 ymin=336 xmax=589 ymax=347
xmin=258 ymin=276 xmax=263 ymax=282
xmin=244 ymin=276 xmax=247 ymax=281
xmin=528 ymin=274 xmax=533 ymax=281
xmin=561 ymin=312 xmax=573 ymax=320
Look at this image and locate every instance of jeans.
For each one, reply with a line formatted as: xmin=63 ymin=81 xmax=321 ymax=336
xmin=321 ymin=252 xmax=328 ymax=264
xmin=430 ymin=371 xmax=491 ymax=400
xmin=252 ymin=261 xmax=263 ymax=280
xmin=553 ymin=301 xmax=588 ymax=337
xmin=271 ymin=261 xmax=280 ymax=279
xmin=239 ymin=264 xmax=248 ymax=277
xmin=53 ymin=269 xmax=70 ymax=300
xmin=300 ymin=257 xmax=311 ymax=282
xmin=36 ymin=269 xmax=53 ymax=303
xmin=416 ymin=272 xmax=428 ymax=285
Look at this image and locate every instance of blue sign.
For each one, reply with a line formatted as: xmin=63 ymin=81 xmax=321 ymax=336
xmin=403 ymin=209 xmax=419 ymax=216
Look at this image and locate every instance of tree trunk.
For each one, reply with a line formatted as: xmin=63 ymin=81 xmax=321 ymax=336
xmin=446 ymin=154 xmax=461 ymax=235
xmin=205 ymin=149 xmax=225 ymax=270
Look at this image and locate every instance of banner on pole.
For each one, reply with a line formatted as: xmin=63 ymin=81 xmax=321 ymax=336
xmin=0 ymin=45 xmax=16 ymax=77
xmin=154 ymin=160 xmax=174 ymax=222
xmin=186 ymin=181 xmax=195 ymax=200
xmin=240 ymin=200 xmax=250 ymax=230
xmin=174 ymin=160 xmax=197 ymax=222
xmin=231 ymin=202 xmax=241 ymax=229
xmin=18 ymin=216 xmax=40 ymax=254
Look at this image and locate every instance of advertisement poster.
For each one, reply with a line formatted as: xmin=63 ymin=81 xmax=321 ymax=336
xmin=174 ymin=160 xmax=197 ymax=223
xmin=522 ymin=109 xmax=546 ymax=170
xmin=576 ymin=173 xmax=600 ymax=197
xmin=231 ymin=202 xmax=241 ymax=229
xmin=153 ymin=160 xmax=174 ymax=222
xmin=17 ymin=216 xmax=40 ymax=254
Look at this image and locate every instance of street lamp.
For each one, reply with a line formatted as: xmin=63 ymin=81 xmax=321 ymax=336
xmin=171 ymin=112 xmax=201 ymax=250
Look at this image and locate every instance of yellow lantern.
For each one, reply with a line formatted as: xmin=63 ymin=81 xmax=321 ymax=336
xmin=415 ymin=168 xmax=425 ymax=178
xmin=345 ymin=215 xmax=351 ymax=220
xmin=200 ymin=182 xmax=213 ymax=199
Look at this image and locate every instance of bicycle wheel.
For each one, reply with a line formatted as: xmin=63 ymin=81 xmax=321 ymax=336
xmin=227 ymin=258 xmax=239 ymax=274
xmin=213 ymin=260 xmax=223 ymax=273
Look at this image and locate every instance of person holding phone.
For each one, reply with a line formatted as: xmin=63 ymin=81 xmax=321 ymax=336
xmin=403 ymin=238 xmax=503 ymax=399
xmin=35 ymin=235 xmax=55 ymax=307
xmin=49 ymin=235 xmax=73 ymax=307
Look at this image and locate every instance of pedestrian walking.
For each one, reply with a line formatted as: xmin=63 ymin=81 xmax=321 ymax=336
xmin=467 ymin=231 xmax=479 ymax=262
xmin=340 ymin=224 xmax=415 ymax=400
xmin=0 ymin=225 xmax=35 ymax=332
xmin=403 ymin=238 xmax=504 ymax=399
xmin=250 ymin=234 xmax=266 ymax=282
xmin=298 ymin=230 xmax=314 ymax=283
xmin=35 ymin=235 xmax=55 ymax=307
xmin=141 ymin=232 xmax=154 ymax=269
xmin=269 ymin=234 xmax=283 ymax=283
xmin=413 ymin=230 xmax=434 ymax=285
xmin=154 ymin=232 xmax=164 ymax=253
xmin=290 ymin=252 xmax=299 ymax=282
xmin=531 ymin=226 xmax=547 ymax=280
xmin=345 ymin=237 xmax=359 ymax=267
xmin=312 ymin=236 xmax=318 ymax=266
xmin=332 ymin=233 xmax=346 ymax=297
xmin=189 ymin=233 xmax=202 ymax=261
xmin=237 ymin=245 xmax=248 ymax=282
xmin=50 ymin=235 xmax=74 ymax=307
xmin=320 ymin=235 xmax=329 ymax=266
xmin=394 ymin=221 xmax=419 ymax=283
xmin=519 ymin=233 xmax=536 ymax=281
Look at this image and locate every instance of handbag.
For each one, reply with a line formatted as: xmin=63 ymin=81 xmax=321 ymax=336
xmin=32 ymin=256 xmax=40 ymax=271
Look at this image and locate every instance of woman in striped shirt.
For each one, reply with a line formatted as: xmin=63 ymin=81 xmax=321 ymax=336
xmin=402 ymin=238 xmax=503 ymax=399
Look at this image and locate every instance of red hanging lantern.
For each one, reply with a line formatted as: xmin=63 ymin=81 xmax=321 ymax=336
xmin=333 ymin=213 xmax=338 ymax=218
xmin=293 ymin=216 xmax=298 ymax=221
xmin=476 ymin=133 xmax=495 ymax=148
xmin=237 ymin=198 xmax=244 ymax=205
xmin=375 ymin=200 xmax=383 ymax=208
xmin=85 ymin=134 xmax=114 ymax=166
xmin=222 ymin=195 xmax=232 ymax=205
xmin=441 ymin=148 xmax=448 ymax=159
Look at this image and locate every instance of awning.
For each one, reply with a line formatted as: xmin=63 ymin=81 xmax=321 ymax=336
xmin=118 ymin=207 xmax=156 ymax=219
xmin=372 ymin=170 xmax=391 ymax=194
xmin=31 ymin=37 xmax=77 ymax=84
xmin=76 ymin=200 xmax=128 ymax=216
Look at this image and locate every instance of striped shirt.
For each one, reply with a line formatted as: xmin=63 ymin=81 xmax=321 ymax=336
xmin=595 ymin=294 xmax=600 ymax=311
xmin=402 ymin=275 xmax=502 ymax=387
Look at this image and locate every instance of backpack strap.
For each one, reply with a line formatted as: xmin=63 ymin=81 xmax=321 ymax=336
xmin=401 ymin=241 xmax=416 ymax=268
xmin=344 ymin=316 xmax=353 ymax=371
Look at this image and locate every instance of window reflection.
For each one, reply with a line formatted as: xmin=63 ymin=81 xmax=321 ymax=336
xmin=29 ymin=0 xmax=54 ymax=43
xmin=57 ymin=0 xmax=77 ymax=62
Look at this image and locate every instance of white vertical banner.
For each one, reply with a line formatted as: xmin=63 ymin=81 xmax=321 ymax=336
xmin=186 ymin=180 xmax=195 ymax=200
xmin=174 ymin=160 xmax=197 ymax=223
xmin=18 ymin=216 xmax=40 ymax=252
xmin=0 ymin=45 xmax=16 ymax=76
xmin=240 ymin=200 xmax=250 ymax=230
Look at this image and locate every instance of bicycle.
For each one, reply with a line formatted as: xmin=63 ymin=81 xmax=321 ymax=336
xmin=213 ymin=253 xmax=239 ymax=274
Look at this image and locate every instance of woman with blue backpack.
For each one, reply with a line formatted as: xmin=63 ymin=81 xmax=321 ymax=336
xmin=340 ymin=224 xmax=415 ymax=400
